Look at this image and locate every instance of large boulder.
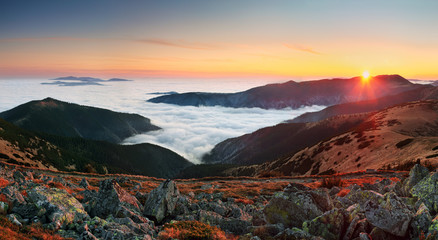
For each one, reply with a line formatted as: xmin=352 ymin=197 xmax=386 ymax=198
xmin=27 ymin=186 xmax=89 ymax=229
xmin=364 ymin=192 xmax=413 ymax=237
xmin=143 ymin=179 xmax=180 ymax=223
xmin=404 ymin=164 xmax=429 ymax=192
xmin=411 ymin=172 xmax=438 ymax=214
xmin=263 ymin=190 xmax=329 ymax=228
xmin=302 ymin=208 xmax=346 ymax=240
xmin=89 ymin=179 xmax=142 ymax=219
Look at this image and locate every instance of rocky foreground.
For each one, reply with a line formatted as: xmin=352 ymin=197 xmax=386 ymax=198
xmin=0 ymin=163 xmax=437 ymax=239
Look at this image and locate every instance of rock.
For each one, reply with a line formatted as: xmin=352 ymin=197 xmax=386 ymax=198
xmin=1 ymin=186 xmax=25 ymax=204
xmin=198 ymin=210 xmax=251 ymax=235
xmin=404 ymin=164 xmax=430 ymax=195
xmin=364 ymin=192 xmax=413 ymax=237
xmin=345 ymin=189 xmax=384 ymax=208
xmin=78 ymin=230 xmax=98 ymax=240
xmin=250 ymin=223 xmax=284 ymax=237
xmin=302 ymin=208 xmax=346 ymax=240
xmin=7 ymin=214 xmax=22 ymax=226
xmin=13 ymin=170 xmax=25 ymax=183
xmin=79 ymin=178 xmax=89 ymax=189
xmin=275 ymin=227 xmax=322 ymax=240
xmin=143 ymin=179 xmax=180 ymax=223
xmin=329 ymin=186 xmax=341 ymax=196
xmin=263 ymin=190 xmax=325 ymax=228
xmin=27 ymin=186 xmax=89 ymax=229
xmin=343 ymin=215 xmax=360 ymax=240
xmin=428 ymin=216 xmax=438 ymax=238
xmin=283 ymin=183 xmax=312 ymax=192
xmin=89 ymin=179 xmax=141 ymax=219
xmin=0 ymin=201 xmax=8 ymax=215
xmin=410 ymin=203 xmax=432 ymax=239
xmin=359 ymin=232 xmax=371 ymax=240
xmin=411 ymin=172 xmax=438 ymax=214
xmin=201 ymin=184 xmax=213 ymax=190
xmin=368 ymin=227 xmax=400 ymax=240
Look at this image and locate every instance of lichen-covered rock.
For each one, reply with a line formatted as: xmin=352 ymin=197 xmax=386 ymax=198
xmin=302 ymin=208 xmax=346 ymax=240
xmin=263 ymin=190 xmax=324 ymax=228
xmin=198 ymin=209 xmax=251 ymax=235
xmin=27 ymin=186 xmax=89 ymax=229
xmin=404 ymin=164 xmax=429 ymax=192
xmin=411 ymin=172 xmax=438 ymax=214
xmin=428 ymin=216 xmax=438 ymax=239
xmin=143 ymin=179 xmax=180 ymax=223
xmin=345 ymin=189 xmax=384 ymax=208
xmin=89 ymin=179 xmax=142 ymax=219
xmin=364 ymin=192 xmax=413 ymax=237
xmin=410 ymin=203 xmax=432 ymax=239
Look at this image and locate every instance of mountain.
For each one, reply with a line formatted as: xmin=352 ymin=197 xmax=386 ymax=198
xmin=148 ymin=75 xmax=419 ymax=109
xmin=225 ymin=100 xmax=438 ymax=176
xmin=0 ymin=98 xmax=160 ymax=143
xmin=0 ymin=118 xmax=192 ymax=178
xmin=290 ymin=85 xmax=438 ymax=123
xmin=204 ymin=85 xmax=438 ymax=167
xmin=203 ymin=113 xmax=369 ymax=165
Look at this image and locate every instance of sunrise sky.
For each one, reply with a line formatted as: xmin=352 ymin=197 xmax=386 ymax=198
xmin=1 ymin=0 xmax=438 ymax=79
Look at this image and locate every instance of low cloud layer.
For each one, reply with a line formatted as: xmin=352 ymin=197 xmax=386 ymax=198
xmin=122 ymin=101 xmax=325 ymax=163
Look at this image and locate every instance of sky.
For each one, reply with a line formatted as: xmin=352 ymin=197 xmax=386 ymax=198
xmin=1 ymin=0 xmax=438 ymax=80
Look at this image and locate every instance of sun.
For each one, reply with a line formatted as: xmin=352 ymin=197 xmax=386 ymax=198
xmin=362 ymin=71 xmax=370 ymax=80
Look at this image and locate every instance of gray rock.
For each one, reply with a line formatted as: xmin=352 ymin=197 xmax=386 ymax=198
xmin=364 ymin=192 xmax=413 ymax=237
xmin=78 ymin=230 xmax=98 ymax=240
xmin=143 ymin=179 xmax=180 ymax=223
xmin=79 ymin=178 xmax=90 ymax=188
xmin=404 ymin=164 xmax=430 ymax=192
xmin=359 ymin=232 xmax=371 ymax=240
xmin=411 ymin=172 xmax=438 ymax=214
xmin=7 ymin=214 xmax=22 ymax=226
xmin=410 ymin=203 xmax=432 ymax=240
xmin=345 ymin=189 xmax=384 ymax=208
xmin=302 ymin=208 xmax=346 ymax=240
xmin=13 ymin=170 xmax=25 ymax=182
xmin=89 ymin=179 xmax=142 ymax=219
xmin=263 ymin=190 xmax=324 ymax=228
xmin=275 ymin=227 xmax=322 ymax=240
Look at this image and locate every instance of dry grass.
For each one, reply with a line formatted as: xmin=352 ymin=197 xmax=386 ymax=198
xmin=319 ymin=176 xmax=343 ymax=188
xmin=158 ymin=220 xmax=237 ymax=240
xmin=0 ymin=215 xmax=68 ymax=240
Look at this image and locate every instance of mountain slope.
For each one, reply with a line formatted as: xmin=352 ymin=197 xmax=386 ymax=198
xmin=291 ymin=85 xmax=438 ymax=123
xmin=148 ymin=75 xmax=419 ymax=109
xmin=0 ymin=98 xmax=160 ymax=143
xmin=203 ymin=113 xmax=369 ymax=165
xmin=0 ymin=118 xmax=192 ymax=178
xmin=225 ymin=100 xmax=438 ymax=176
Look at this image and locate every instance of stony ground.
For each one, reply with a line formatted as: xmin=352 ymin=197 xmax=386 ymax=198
xmin=0 ymin=161 xmax=437 ymax=240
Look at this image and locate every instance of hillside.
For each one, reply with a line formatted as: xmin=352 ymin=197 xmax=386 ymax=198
xmin=291 ymin=84 xmax=438 ymax=123
xmin=225 ymin=100 xmax=438 ymax=177
xmin=203 ymin=113 xmax=369 ymax=165
xmin=0 ymin=118 xmax=192 ymax=178
xmin=148 ymin=75 xmax=419 ymax=109
xmin=0 ymin=98 xmax=160 ymax=143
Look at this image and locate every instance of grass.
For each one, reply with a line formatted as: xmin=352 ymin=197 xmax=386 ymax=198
xmin=158 ymin=220 xmax=237 ymax=240
xmin=319 ymin=176 xmax=343 ymax=188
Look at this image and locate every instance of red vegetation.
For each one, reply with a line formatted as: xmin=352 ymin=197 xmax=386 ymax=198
xmin=158 ymin=220 xmax=237 ymax=240
xmin=0 ymin=178 xmax=9 ymax=188
xmin=235 ymin=198 xmax=254 ymax=205
xmin=0 ymin=216 xmax=67 ymax=240
xmin=337 ymin=188 xmax=350 ymax=197
xmin=319 ymin=176 xmax=343 ymax=188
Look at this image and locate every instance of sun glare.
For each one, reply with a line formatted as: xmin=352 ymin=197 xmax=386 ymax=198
xmin=362 ymin=71 xmax=370 ymax=80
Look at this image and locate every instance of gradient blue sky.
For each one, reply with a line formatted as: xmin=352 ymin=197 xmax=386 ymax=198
xmin=1 ymin=0 xmax=438 ymax=79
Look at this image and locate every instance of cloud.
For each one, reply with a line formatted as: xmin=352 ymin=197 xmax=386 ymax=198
xmin=136 ymin=38 xmax=220 ymax=50
xmin=122 ymin=102 xmax=325 ymax=164
xmin=283 ymin=43 xmax=322 ymax=55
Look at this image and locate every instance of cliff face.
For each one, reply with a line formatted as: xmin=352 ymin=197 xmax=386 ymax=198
xmin=149 ymin=75 xmax=419 ymax=109
xmin=0 ymin=97 xmax=160 ymax=144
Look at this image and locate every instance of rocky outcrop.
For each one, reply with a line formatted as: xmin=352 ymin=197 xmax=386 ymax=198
xmin=88 ymin=179 xmax=142 ymax=219
xmin=143 ymin=179 xmax=180 ymax=223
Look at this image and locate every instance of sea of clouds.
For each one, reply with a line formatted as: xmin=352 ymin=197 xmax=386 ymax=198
xmin=0 ymin=78 xmax=325 ymax=163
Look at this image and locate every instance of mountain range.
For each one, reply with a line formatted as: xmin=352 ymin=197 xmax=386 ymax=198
xmin=148 ymin=75 xmax=420 ymax=109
